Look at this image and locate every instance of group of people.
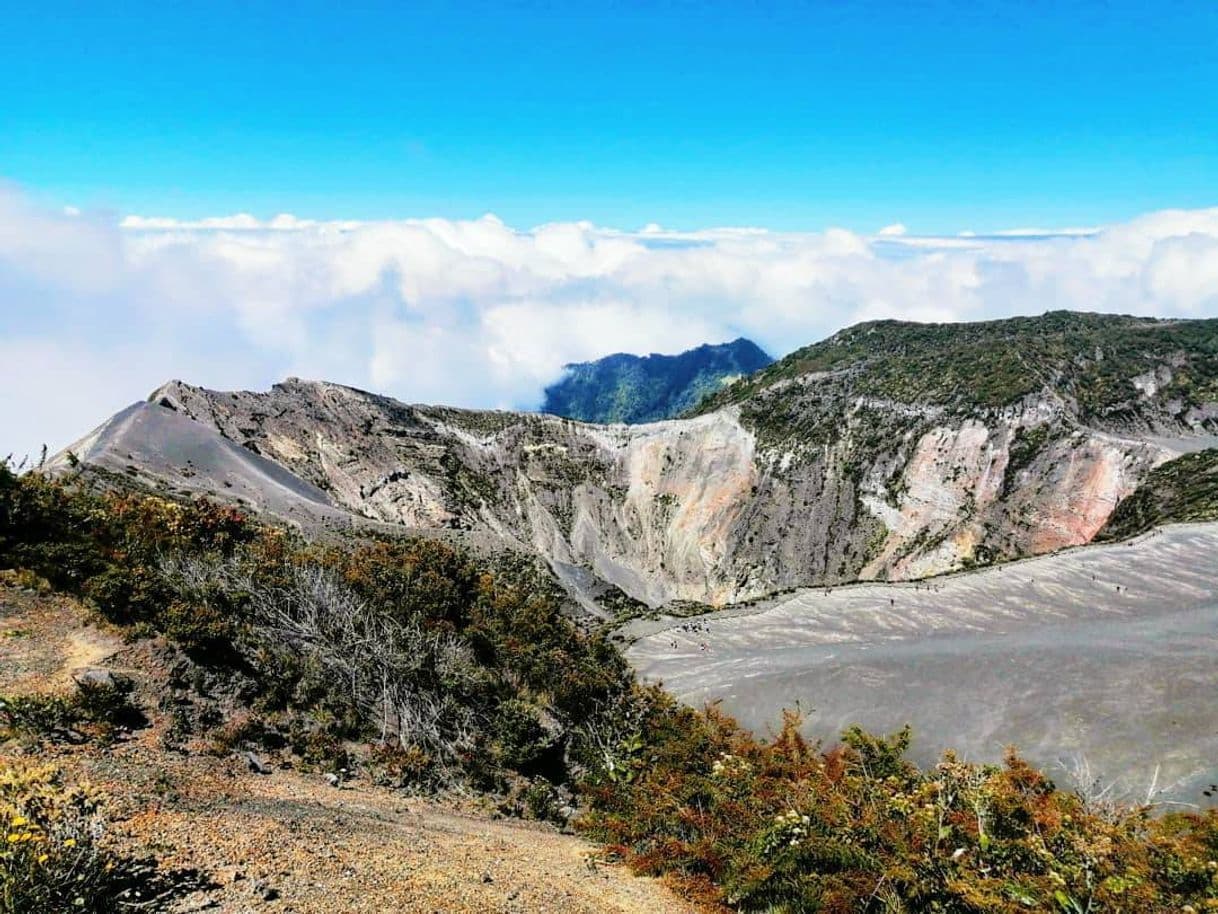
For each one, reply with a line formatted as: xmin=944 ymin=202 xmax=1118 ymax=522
xmin=671 ymin=618 xmax=713 ymax=651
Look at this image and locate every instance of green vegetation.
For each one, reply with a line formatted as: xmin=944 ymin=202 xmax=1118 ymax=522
xmin=5 ymin=461 xmax=1218 ymax=913
xmin=1001 ymin=423 xmax=1054 ymax=496
xmin=425 ymin=404 xmax=526 ymax=438
xmin=1 ymin=762 xmax=120 ymax=913
xmin=543 ymin=337 xmax=773 ymax=424
xmin=0 ymin=675 xmax=143 ymax=745
xmin=582 ymin=694 xmax=1218 ymax=914
xmin=595 ymin=584 xmax=653 ymax=624
xmin=1098 ymin=448 xmax=1218 ymax=541
xmin=598 ymin=592 xmax=719 ymax=627
xmin=0 ymin=461 xmax=629 ymax=792
xmin=696 ymin=312 xmax=1218 ymax=440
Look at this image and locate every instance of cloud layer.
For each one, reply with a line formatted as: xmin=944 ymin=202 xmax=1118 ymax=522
xmin=2 ymin=183 xmax=1218 ymax=462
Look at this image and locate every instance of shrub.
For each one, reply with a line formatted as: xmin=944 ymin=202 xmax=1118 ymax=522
xmin=0 ymin=694 xmax=78 ymax=739
xmin=523 ymin=779 xmax=565 ymax=823
xmin=71 ymin=675 xmax=144 ymax=735
xmin=160 ymin=598 xmax=239 ymax=657
xmin=0 ymin=762 xmax=129 ymax=913
xmin=492 ymin=699 xmax=561 ymax=774
xmin=284 ymin=712 xmax=353 ymax=772
xmin=82 ymin=564 xmax=173 ymax=628
xmin=0 ymin=568 xmax=50 ymax=593
xmin=204 ymin=710 xmax=273 ymax=756
xmin=368 ymin=742 xmax=434 ymax=788
xmin=0 ymin=675 xmax=143 ymax=744
xmin=581 ymin=693 xmax=1218 ymax=913
xmin=0 ymin=464 xmax=106 ymax=589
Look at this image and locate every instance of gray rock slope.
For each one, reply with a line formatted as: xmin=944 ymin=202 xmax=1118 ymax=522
xmin=54 ymin=399 xmax=345 ymax=524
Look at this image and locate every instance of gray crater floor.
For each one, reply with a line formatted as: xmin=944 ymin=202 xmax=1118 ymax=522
xmin=625 ymin=523 xmax=1218 ymax=806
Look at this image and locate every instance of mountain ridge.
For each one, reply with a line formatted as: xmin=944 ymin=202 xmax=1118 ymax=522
xmin=54 ymin=312 xmax=1218 ymax=609
xmin=541 ymin=337 xmax=772 ymax=424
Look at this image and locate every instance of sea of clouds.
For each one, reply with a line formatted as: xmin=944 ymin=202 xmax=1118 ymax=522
xmin=2 ymin=182 xmax=1217 ymax=461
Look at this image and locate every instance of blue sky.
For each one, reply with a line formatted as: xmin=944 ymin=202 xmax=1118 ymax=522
xmin=3 ymin=1 xmax=1218 ymax=460
xmin=3 ymin=0 xmax=1215 ymax=232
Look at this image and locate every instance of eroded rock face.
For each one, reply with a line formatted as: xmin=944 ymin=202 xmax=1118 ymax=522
xmin=150 ymin=378 xmax=762 ymax=605
xmin=63 ymin=371 xmax=1198 ymax=608
xmin=858 ymin=417 xmax=1165 ymax=580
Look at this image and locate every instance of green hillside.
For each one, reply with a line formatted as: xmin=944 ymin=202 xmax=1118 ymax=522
xmin=697 ymin=311 xmax=1218 ymax=417
xmin=542 ymin=337 xmax=772 ymax=424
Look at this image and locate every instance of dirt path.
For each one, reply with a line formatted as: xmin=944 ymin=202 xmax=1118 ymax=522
xmin=100 ymin=753 xmax=703 ymax=914
xmin=0 ymin=583 xmax=704 ymax=914
xmin=59 ymin=628 xmax=123 ymax=682
xmin=0 ymin=583 xmax=124 ymax=694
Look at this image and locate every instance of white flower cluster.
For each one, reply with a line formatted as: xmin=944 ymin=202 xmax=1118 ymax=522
xmin=764 ymin=809 xmax=814 ymax=854
xmin=710 ymin=752 xmax=751 ymax=778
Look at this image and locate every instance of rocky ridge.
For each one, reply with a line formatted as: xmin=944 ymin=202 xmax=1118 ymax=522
xmin=57 ymin=313 xmax=1218 ymax=608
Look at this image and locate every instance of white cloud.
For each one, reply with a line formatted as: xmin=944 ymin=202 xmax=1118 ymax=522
xmin=1 ymin=182 xmax=1217 ymax=462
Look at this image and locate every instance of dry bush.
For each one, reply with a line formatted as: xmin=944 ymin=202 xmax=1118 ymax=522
xmin=0 ymin=675 xmax=143 ymax=745
xmin=237 ymin=562 xmax=484 ymax=778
